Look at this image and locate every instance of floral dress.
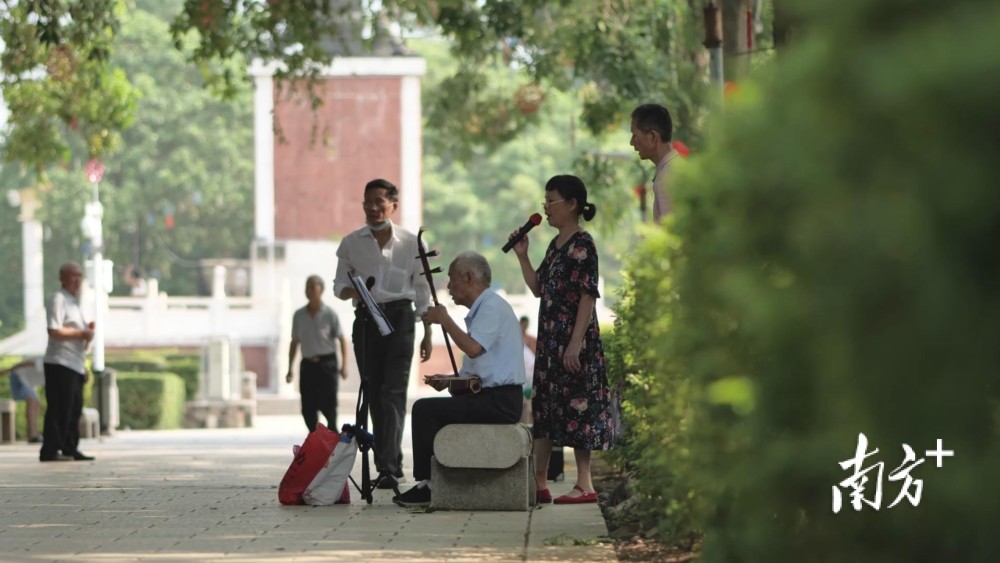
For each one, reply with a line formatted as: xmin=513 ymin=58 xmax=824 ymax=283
xmin=531 ymin=231 xmax=614 ymax=450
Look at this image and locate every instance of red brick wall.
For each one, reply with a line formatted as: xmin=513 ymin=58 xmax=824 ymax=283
xmin=272 ymin=76 xmax=405 ymax=240
xmin=241 ymin=346 xmax=270 ymax=389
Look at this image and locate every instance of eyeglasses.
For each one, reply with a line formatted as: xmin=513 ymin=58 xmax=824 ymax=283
xmin=542 ymin=199 xmax=567 ymax=207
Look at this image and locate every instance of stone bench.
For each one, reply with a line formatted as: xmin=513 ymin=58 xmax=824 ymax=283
xmin=184 ymin=399 xmax=256 ymax=428
xmin=0 ymin=399 xmax=16 ymax=444
xmin=430 ymin=423 xmax=535 ymax=511
xmin=78 ymin=407 xmax=100 ymax=439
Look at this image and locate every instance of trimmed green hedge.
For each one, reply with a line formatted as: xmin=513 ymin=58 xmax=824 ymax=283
xmin=107 ymin=352 xmax=200 ymax=400
xmin=117 ymin=372 xmax=185 ymax=430
xmin=607 ymin=0 xmax=1000 ymax=560
xmin=164 ymin=357 xmax=200 ymax=400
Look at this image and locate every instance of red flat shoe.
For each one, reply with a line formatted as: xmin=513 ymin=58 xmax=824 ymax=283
xmin=554 ymin=485 xmax=598 ymax=504
xmin=536 ymin=488 xmax=552 ymax=504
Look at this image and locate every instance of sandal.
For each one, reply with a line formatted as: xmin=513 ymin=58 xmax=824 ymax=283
xmin=553 ymin=484 xmax=598 ymax=504
xmin=536 ymin=488 xmax=553 ymax=504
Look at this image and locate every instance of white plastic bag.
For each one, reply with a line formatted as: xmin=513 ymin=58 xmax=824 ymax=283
xmin=302 ymin=438 xmax=358 ymax=505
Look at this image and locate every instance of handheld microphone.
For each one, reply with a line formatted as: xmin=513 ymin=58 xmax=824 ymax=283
xmin=502 ymin=213 xmax=543 ymax=253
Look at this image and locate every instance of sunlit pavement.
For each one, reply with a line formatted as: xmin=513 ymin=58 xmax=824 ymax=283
xmin=0 ymin=397 xmax=613 ymax=562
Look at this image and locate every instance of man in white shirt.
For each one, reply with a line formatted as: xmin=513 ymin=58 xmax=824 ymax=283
xmin=393 ymin=252 xmax=525 ymax=507
xmin=41 ymin=262 xmax=95 ymax=462
xmin=333 ymin=178 xmax=433 ymax=489
xmin=630 ymin=103 xmax=679 ymax=223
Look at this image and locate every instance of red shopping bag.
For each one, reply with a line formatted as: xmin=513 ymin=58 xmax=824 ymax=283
xmin=278 ymin=423 xmax=340 ymax=505
xmin=303 ymin=437 xmax=357 ymax=505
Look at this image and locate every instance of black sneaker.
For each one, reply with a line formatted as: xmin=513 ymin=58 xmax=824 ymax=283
xmin=40 ymin=454 xmax=73 ymax=462
xmin=393 ymin=485 xmax=431 ymax=507
xmin=376 ymin=475 xmax=398 ymax=490
xmin=71 ymin=452 xmax=95 ymax=461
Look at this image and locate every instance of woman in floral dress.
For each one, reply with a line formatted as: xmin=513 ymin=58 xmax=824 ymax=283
xmin=510 ymin=175 xmax=613 ymax=505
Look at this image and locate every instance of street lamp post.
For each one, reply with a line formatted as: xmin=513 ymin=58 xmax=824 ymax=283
xmin=82 ymin=158 xmax=110 ymax=433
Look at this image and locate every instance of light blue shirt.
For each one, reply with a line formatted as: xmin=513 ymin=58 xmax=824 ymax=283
xmin=460 ymin=289 xmax=526 ymax=388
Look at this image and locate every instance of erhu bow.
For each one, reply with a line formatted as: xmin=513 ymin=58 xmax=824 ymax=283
xmin=416 ymin=227 xmax=460 ymax=376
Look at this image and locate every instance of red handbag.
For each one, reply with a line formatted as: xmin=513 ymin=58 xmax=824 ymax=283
xmin=278 ymin=423 xmax=340 ymax=505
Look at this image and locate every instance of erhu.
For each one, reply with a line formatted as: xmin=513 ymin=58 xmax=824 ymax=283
xmin=415 ymin=228 xmax=482 ymax=394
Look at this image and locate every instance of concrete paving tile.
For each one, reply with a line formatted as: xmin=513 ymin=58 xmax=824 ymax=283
xmin=12 ymin=537 xmax=104 ymax=553
xmin=0 ymin=412 xmax=611 ymax=561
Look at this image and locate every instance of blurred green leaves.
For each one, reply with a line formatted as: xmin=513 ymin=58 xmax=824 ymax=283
xmin=0 ymin=0 xmax=254 ymax=326
xmin=0 ymin=0 xmax=138 ymax=176
xmin=166 ymin=0 xmax=708 ymax=158
xmin=604 ymin=0 xmax=1000 ymax=559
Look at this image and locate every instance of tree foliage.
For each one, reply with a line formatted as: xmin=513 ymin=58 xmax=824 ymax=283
xmin=91 ymin=2 xmax=255 ymax=296
xmin=417 ymin=37 xmax=642 ymax=295
xmin=0 ymin=0 xmax=138 ymax=179
xmin=0 ymin=0 xmax=254 ymax=338
xmin=1 ymin=0 xmax=713 ymax=330
xmin=2 ymin=0 xmax=712 ymax=206
xmin=167 ymin=0 xmax=708 ymax=152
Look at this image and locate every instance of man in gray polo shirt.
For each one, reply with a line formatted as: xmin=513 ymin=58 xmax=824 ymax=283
xmin=286 ymin=275 xmax=349 ymax=432
xmin=41 ymin=262 xmax=95 ymax=462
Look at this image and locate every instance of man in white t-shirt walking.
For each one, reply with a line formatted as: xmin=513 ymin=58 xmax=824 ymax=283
xmin=286 ymin=275 xmax=349 ymax=433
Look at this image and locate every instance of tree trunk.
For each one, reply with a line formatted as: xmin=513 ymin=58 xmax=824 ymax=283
xmin=722 ymin=0 xmax=751 ymax=80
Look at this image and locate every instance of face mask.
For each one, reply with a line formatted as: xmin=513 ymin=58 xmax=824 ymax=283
xmin=369 ymin=220 xmax=391 ymax=232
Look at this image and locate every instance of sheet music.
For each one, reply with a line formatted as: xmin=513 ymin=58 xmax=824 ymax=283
xmin=351 ymin=274 xmax=394 ymax=336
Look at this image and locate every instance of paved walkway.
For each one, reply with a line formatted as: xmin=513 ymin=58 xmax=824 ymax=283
xmin=0 ymin=404 xmax=614 ymax=562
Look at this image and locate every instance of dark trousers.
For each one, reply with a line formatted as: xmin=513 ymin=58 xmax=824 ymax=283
xmin=41 ymin=363 xmax=84 ymax=459
xmin=299 ymin=355 xmax=339 ymax=433
xmin=353 ymin=301 xmax=415 ymax=477
xmin=549 ymin=447 xmax=565 ymax=481
xmin=410 ymin=385 xmax=524 ymax=481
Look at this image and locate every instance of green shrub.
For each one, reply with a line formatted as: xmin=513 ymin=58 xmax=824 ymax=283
xmin=117 ymin=372 xmax=185 ymax=430
xmin=164 ymin=352 xmax=197 ymax=363
xmin=105 ymin=350 xmax=200 ymax=400
xmin=106 ymin=359 xmax=166 ymax=373
xmin=164 ymin=356 xmax=200 ymax=400
xmin=606 ymin=1 xmax=1000 ymax=559
xmin=607 ymin=231 xmax=702 ymax=549
xmin=628 ymin=2 xmax=1000 ymax=562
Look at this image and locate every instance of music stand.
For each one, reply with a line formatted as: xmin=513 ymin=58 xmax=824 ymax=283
xmin=344 ymin=273 xmax=401 ymax=503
